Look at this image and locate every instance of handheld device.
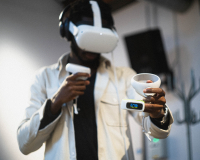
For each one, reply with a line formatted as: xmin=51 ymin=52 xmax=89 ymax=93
xmin=121 ymin=73 xmax=161 ymax=142
xmin=121 ymin=73 xmax=161 ymax=112
xmin=131 ymin=73 xmax=161 ymax=97
xmin=65 ymin=63 xmax=91 ymax=80
xmin=65 ymin=63 xmax=91 ymax=114
xmin=121 ymin=99 xmax=145 ymax=111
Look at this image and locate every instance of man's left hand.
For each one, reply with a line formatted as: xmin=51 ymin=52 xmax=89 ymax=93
xmin=143 ymin=80 xmax=166 ymax=119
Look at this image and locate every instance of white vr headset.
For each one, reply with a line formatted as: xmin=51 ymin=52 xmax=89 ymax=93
xmin=59 ymin=0 xmax=119 ymax=53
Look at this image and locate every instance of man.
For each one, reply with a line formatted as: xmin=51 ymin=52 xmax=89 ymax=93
xmin=17 ymin=0 xmax=173 ymax=160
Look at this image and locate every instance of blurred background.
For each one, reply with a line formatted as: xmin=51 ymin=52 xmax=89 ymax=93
xmin=0 ymin=0 xmax=200 ymax=160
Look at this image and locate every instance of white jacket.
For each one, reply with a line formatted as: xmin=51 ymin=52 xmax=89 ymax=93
xmin=17 ymin=54 xmax=173 ymax=160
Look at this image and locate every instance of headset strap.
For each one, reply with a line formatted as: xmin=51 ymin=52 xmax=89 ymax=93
xmin=69 ymin=21 xmax=79 ymax=36
xmin=90 ymin=1 xmax=102 ymax=28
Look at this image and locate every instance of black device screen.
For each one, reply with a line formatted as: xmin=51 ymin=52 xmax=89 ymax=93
xmin=126 ymin=102 xmax=143 ymax=110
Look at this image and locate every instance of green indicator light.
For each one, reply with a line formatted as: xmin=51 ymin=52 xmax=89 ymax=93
xmin=153 ymin=138 xmax=159 ymax=143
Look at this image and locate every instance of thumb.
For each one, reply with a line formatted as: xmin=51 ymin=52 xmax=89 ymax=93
xmin=146 ymin=80 xmax=153 ymax=83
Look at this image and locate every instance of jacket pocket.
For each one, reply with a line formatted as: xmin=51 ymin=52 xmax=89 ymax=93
xmin=100 ymin=93 xmax=128 ymax=127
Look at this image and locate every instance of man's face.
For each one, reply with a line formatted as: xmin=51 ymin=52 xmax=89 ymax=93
xmin=72 ymin=42 xmax=100 ymax=63
xmin=71 ymin=16 xmax=111 ymax=64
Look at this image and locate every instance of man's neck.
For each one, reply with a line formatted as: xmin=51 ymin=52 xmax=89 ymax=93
xmin=68 ymin=52 xmax=99 ymax=75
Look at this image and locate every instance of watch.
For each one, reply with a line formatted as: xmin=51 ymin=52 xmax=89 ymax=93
xmin=160 ymin=105 xmax=169 ymax=125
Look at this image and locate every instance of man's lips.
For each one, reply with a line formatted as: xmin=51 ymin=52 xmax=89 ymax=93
xmin=84 ymin=52 xmax=98 ymax=60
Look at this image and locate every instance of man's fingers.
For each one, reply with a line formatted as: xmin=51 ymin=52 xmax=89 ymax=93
xmin=143 ymin=96 xmax=166 ymax=105
xmin=67 ymin=79 xmax=90 ymax=86
xmin=74 ymin=80 xmax=90 ymax=86
xmin=146 ymin=80 xmax=153 ymax=83
xmin=144 ymin=103 xmax=164 ymax=112
xmin=143 ymin=96 xmax=156 ymax=103
xmin=67 ymin=72 xmax=91 ymax=81
xmin=143 ymin=88 xmax=165 ymax=96
xmin=143 ymin=80 xmax=166 ymax=117
xmin=68 ymin=85 xmax=87 ymax=91
xmin=70 ymin=90 xmax=85 ymax=97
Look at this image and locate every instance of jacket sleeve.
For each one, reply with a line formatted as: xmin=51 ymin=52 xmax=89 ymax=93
xmin=132 ymin=108 xmax=173 ymax=139
xmin=17 ymin=68 xmax=63 ymax=155
xmin=124 ymin=67 xmax=174 ymax=139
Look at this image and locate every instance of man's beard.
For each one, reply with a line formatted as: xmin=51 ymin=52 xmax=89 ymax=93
xmin=71 ymin=42 xmax=100 ymax=67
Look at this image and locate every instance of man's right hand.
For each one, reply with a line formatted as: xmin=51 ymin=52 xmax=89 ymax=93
xmin=50 ymin=72 xmax=90 ymax=115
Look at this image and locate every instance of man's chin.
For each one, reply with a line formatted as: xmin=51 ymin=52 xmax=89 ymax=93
xmin=84 ymin=52 xmax=99 ymax=61
xmin=81 ymin=52 xmax=100 ymax=66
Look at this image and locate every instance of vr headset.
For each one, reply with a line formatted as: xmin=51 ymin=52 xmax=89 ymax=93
xmin=59 ymin=0 xmax=119 ymax=53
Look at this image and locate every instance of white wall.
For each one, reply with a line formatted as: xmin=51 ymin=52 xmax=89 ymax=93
xmin=0 ymin=0 xmax=200 ymax=160
xmin=0 ymin=0 xmax=68 ymax=160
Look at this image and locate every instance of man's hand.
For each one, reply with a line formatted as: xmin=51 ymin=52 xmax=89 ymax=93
xmin=143 ymin=80 xmax=166 ymax=119
xmin=50 ymin=73 xmax=90 ymax=115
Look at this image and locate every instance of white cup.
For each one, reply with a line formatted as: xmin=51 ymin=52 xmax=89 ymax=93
xmin=131 ymin=73 xmax=161 ymax=97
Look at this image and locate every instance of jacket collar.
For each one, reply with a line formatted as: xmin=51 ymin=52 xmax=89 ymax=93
xmin=56 ymin=53 xmax=70 ymax=84
xmin=56 ymin=53 xmax=70 ymax=71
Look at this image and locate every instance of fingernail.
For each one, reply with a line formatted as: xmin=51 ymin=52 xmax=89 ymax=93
xmin=143 ymin=89 xmax=146 ymax=92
